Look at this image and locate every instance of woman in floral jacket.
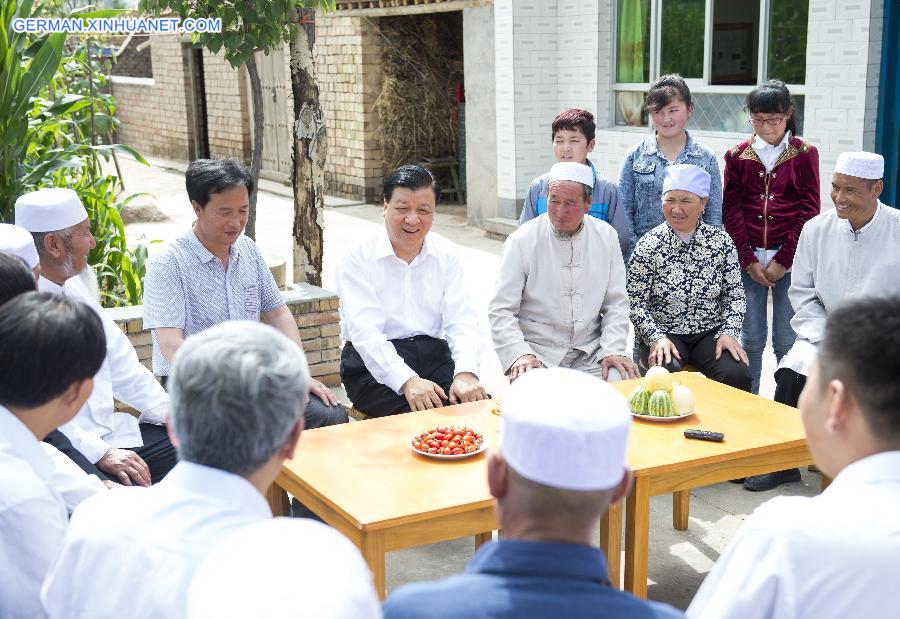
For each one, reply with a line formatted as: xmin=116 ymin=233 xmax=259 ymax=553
xmin=628 ymin=164 xmax=751 ymax=392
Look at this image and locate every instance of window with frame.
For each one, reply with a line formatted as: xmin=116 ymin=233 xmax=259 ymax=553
xmin=614 ymin=0 xmax=809 ymax=134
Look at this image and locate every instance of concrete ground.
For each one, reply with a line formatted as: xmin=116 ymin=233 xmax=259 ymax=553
xmin=116 ymin=155 xmax=819 ymax=610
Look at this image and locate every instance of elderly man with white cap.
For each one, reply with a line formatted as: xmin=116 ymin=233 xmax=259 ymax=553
xmin=628 ymin=163 xmax=750 ymax=390
xmin=490 ymin=161 xmax=638 ymax=383
xmin=744 ymin=151 xmax=900 ymax=492
xmin=383 ymin=368 xmax=683 ymax=619
xmin=15 ymin=188 xmax=174 ymax=487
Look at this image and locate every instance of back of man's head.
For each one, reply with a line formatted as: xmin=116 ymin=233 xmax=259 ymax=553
xmin=168 ymin=321 xmax=310 ymax=476
xmin=0 ymin=251 xmax=36 ymax=307
xmin=0 ymin=292 xmax=105 ymax=409
xmin=817 ymin=296 xmax=900 ymax=445
xmin=492 ymin=368 xmax=631 ymax=538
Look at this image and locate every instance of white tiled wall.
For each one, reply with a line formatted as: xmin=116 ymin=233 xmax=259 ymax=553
xmin=493 ymin=0 xmax=885 ymax=219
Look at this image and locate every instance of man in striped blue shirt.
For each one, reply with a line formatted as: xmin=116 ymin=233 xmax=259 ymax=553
xmin=142 ymin=159 xmax=347 ymax=429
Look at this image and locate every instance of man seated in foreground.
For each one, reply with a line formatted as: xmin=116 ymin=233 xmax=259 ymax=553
xmin=490 ymin=162 xmax=638 ymax=383
xmin=0 ymin=293 xmax=105 ymax=618
xmin=688 ymin=296 xmax=900 ymax=618
xmin=383 ymin=367 xmax=682 ymax=619
xmin=42 ymin=321 xmax=315 ymax=618
xmin=142 ymin=158 xmax=346 ymax=428
xmin=16 ymin=188 xmax=174 ymax=486
xmin=336 ymin=164 xmax=487 ymax=416
xmin=187 ymin=518 xmax=381 ymax=619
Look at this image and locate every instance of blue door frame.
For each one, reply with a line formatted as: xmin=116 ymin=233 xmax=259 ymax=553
xmin=876 ymin=0 xmax=898 ymax=207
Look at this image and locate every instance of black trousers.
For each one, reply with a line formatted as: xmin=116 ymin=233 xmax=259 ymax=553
xmin=340 ymin=336 xmax=455 ymax=417
xmin=774 ymin=367 xmax=807 ymax=407
xmin=640 ymin=328 xmax=752 ymax=392
xmin=43 ymin=422 xmax=177 ymax=484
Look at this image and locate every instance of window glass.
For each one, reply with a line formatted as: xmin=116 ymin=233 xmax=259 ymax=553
xmin=615 ymin=91 xmax=649 ymax=127
xmin=710 ymin=0 xmax=760 ymax=85
xmin=660 ymin=0 xmax=705 ymax=79
xmin=616 ymin=0 xmax=651 ymax=82
xmin=768 ymin=0 xmax=808 ymax=83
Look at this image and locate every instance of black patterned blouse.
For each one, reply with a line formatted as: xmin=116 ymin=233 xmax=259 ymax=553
xmin=627 ymin=221 xmax=746 ymax=345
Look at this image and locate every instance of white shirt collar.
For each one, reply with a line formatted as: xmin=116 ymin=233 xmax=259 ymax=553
xmin=37 ymin=274 xmax=64 ymax=294
xmin=752 ymin=130 xmax=791 ymax=152
xmin=826 ymin=451 xmax=900 ymax=492
xmin=374 ymin=225 xmax=434 ymax=263
xmin=163 ymin=461 xmax=272 ymax=519
xmin=0 ymin=405 xmax=54 ymax=483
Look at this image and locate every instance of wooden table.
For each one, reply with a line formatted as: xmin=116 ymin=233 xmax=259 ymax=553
xmin=603 ymin=372 xmax=814 ymax=598
xmin=267 ymin=372 xmax=813 ymax=599
xmin=268 ymin=400 xmax=501 ymax=599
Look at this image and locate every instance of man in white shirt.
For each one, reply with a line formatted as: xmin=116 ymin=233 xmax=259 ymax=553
xmin=16 ymin=188 xmax=174 ymax=487
xmin=42 ymin=321 xmax=313 ymax=618
xmin=490 ymin=162 xmax=638 ymax=383
xmin=746 ymin=151 xmax=900 ymax=491
xmin=688 ymin=296 xmax=900 ymax=619
xmin=0 ymin=292 xmax=106 ymax=619
xmin=336 ymin=165 xmax=487 ymax=416
xmin=188 ymin=518 xmax=381 ymax=619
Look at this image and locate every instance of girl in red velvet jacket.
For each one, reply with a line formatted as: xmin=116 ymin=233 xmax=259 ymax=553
xmin=722 ymin=80 xmax=820 ymax=398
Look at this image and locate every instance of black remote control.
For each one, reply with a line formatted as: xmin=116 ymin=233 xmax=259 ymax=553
xmin=684 ymin=429 xmax=725 ymax=442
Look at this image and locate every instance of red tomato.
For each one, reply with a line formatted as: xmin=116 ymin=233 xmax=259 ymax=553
xmin=452 ymin=448 xmax=464 ymax=455
xmin=441 ymin=447 xmax=451 ymax=455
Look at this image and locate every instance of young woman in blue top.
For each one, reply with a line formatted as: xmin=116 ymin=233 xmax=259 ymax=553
xmin=618 ymin=75 xmax=723 ymax=259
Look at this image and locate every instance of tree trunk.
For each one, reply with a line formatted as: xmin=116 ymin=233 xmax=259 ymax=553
xmin=289 ymin=11 xmax=326 ymax=286
xmin=244 ymin=52 xmax=265 ymax=241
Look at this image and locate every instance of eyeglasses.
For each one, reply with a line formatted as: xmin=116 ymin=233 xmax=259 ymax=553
xmin=748 ymin=116 xmax=786 ymax=127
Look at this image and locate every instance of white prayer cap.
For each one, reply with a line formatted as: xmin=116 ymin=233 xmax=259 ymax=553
xmin=14 ymin=188 xmax=89 ymax=233
xmin=662 ymin=163 xmax=711 ymax=198
xmin=500 ymin=367 xmax=630 ymax=491
xmin=187 ymin=518 xmax=381 ymax=619
xmin=0 ymin=223 xmax=39 ymax=269
xmin=548 ymin=161 xmax=595 ymax=189
xmin=835 ymin=151 xmax=884 ymax=180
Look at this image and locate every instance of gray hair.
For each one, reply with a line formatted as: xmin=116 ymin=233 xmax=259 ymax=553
xmin=31 ymin=223 xmax=79 ymax=277
xmin=168 ymin=321 xmax=310 ymax=476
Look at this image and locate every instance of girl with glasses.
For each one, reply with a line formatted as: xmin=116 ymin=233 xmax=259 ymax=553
xmin=721 ymin=80 xmax=821 ymax=397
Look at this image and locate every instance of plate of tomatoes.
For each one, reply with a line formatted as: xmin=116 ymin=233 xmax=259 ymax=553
xmin=411 ymin=425 xmax=487 ymax=460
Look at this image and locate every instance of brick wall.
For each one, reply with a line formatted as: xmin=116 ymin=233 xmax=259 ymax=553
xmin=111 ymin=35 xmax=193 ymax=161
xmin=107 ymin=283 xmax=342 ymax=387
xmin=202 ymin=50 xmax=252 ymax=161
xmin=314 ymin=14 xmax=385 ymax=201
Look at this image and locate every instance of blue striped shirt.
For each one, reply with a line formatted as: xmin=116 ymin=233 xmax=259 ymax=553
xmin=142 ymin=228 xmax=284 ymax=376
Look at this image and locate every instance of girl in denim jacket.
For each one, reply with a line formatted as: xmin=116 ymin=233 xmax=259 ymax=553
xmin=618 ymin=75 xmax=723 ymax=260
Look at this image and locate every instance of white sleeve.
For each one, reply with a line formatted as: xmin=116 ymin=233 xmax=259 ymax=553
xmin=439 ymin=247 xmax=482 ymax=377
xmin=41 ymin=442 xmax=107 ymax=513
xmin=488 ymin=236 xmax=535 ymax=372
xmin=596 ymin=231 xmax=631 ymax=359
xmin=788 ymin=225 xmax=827 ymax=344
xmin=57 ymin=418 xmax=110 ymax=465
xmin=336 ymin=252 xmax=416 ymax=394
xmin=101 ymin=312 xmax=169 ymax=423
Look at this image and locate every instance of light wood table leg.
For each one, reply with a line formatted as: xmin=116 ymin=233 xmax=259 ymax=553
xmin=475 ymin=531 xmax=492 ymax=549
xmin=821 ymin=474 xmax=833 ymax=492
xmin=361 ymin=531 xmax=387 ymax=600
xmin=265 ymin=483 xmax=290 ymax=517
xmin=624 ymin=477 xmax=651 ymax=598
xmin=600 ymin=500 xmax=623 ymax=588
xmin=673 ymin=490 xmax=690 ymax=531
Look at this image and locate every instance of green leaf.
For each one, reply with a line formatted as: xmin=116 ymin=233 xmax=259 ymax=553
xmin=14 ymin=33 xmax=65 ymax=119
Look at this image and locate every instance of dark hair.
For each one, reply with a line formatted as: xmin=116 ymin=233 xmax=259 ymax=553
xmin=644 ymin=74 xmax=693 ymax=113
xmin=746 ymin=79 xmax=797 ymax=135
xmin=0 ymin=252 xmax=36 ymax=307
xmin=817 ymin=296 xmax=900 ymax=441
xmin=185 ymin=158 xmax=254 ymax=208
xmin=0 ymin=292 xmax=106 ymax=409
xmin=383 ymin=165 xmax=441 ymax=204
xmin=551 ymin=108 xmax=596 ymax=143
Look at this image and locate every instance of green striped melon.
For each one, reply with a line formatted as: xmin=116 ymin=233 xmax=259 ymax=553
xmin=628 ymin=385 xmax=651 ymax=414
xmin=648 ymin=390 xmax=676 ymax=417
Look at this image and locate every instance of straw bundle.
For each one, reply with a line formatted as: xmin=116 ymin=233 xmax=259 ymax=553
xmin=374 ymin=14 xmax=464 ymax=172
